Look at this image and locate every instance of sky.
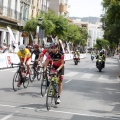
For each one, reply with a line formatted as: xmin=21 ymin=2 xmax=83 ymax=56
xmin=68 ymin=0 xmax=103 ymax=18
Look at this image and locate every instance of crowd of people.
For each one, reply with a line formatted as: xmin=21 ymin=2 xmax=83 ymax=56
xmin=0 ymin=42 xmax=16 ymax=53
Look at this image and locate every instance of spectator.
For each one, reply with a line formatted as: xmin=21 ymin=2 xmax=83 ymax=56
xmin=2 ymin=42 xmax=7 ymax=53
xmin=0 ymin=46 xmax=3 ymax=53
xmin=7 ymin=45 xmax=16 ymax=53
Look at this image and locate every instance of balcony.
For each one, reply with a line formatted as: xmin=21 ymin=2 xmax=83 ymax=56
xmin=0 ymin=6 xmax=21 ymax=22
xmin=59 ymin=3 xmax=68 ymax=13
xmin=20 ymin=0 xmax=31 ymax=5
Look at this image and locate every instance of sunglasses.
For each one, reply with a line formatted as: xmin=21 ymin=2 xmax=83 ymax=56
xmin=51 ymin=46 xmax=56 ymax=49
xmin=20 ymin=50 xmax=24 ymax=53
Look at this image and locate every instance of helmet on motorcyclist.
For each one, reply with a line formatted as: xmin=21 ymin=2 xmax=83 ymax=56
xmin=102 ymin=50 xmax=105 ymax=54
xmin=19 ymin=44 xmax=25 ymax=51
xmin=100 ymin=51 xmax=103 ymax=56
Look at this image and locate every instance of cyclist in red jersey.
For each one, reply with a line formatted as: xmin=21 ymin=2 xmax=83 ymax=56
xmin=39 ymin=42 xmax=53 ymax=66
xmin=44 ymin=42 xmax=64 ymax=104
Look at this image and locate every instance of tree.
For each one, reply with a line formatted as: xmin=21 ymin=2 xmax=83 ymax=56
xmin=94 ymin=38 xmax=110 ymax=50
xmin=24 ymin=17 xmax=38 ymax=37
xmin=23 ymin=17 xmax=38 ymax=45
xmin=101 ymin=0 xmax=120 ymax=50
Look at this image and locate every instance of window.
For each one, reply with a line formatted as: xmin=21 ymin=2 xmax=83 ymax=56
xmin=6 ymin=32 xmax=9 ymax=45
xmin=8 ymin=0 xmax=11 ymax=8
xmin=0 ymin=0 xmax=3 ymax=6
xmin=15 ymin=0 xmax=17 ymax=11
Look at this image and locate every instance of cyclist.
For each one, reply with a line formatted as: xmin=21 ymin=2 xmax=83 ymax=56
xmin=44 ymin=42 xmax=64 ymax=104
xmin=17 ymin=44 xmax=31 ymax=86
xmin=91 ymin=51 xmax=96 ymax=60
xmin=31 ymin=44 xmax=41 ymax=79
xmin=39 ymin=42 xmax=53 ymax=66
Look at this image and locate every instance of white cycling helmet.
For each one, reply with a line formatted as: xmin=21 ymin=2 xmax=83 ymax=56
xmin=44 ymin=42 xmax=51 ymax=49
xmin=19 ymin=44 xmax=25 ymax=51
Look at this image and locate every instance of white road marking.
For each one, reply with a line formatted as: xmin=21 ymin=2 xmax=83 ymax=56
xmin=65 ymin=79 xmax=72 ymax=83
xmin=0 ymin=114 xmax=13 ymax=120
xmin=0 ymin=103 xmax=117 ymax=119
xmin=81 ymin=73 xmax=93 ymax=78
xmin=0 ymin=110 xmax=19 ymax=120
xmin=0 ymin=68 xmax=17 ymax=72
xmin=64 ymin=72 xmax=79 ymax=77
xmin=99 ymin=75 xmax=109 ymax=80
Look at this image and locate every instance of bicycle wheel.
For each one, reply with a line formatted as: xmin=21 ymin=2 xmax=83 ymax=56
xmin=41 ymin=77 xmax=47 ymax=97
xmin=23 ymin=76 xmax=29 ymax=88
xmin=29 ymin=67 xmax=36 ymax=82
xmin=13 ymin=72 xmax=20 ymax=91
xmin=37 ymin=66 xmax=42 ymax=81
xmin=46 ymin=83 xmax=54 ymax=111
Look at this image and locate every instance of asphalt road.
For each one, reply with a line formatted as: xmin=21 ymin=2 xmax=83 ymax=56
xmin=0 ymin=54 xmax=120 ymax=120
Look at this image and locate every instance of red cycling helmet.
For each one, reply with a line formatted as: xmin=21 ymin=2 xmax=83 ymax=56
xmin=34 ymin=44 xmax=39 ymax=49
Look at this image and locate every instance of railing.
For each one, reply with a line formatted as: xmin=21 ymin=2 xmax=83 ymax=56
xmin=0 ymin=6 xmax=22 ymax=21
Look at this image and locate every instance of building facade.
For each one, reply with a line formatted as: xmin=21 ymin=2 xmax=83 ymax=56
xmin=0 ymin=0 xmax=30 ymax=47
xmin=49 ymin=0 xmax=69 ymax=17
xmin=87 ymin=22 xmax=104 ymax=49
xmin=65 ymin=18 xmax=104 ymax=51
xmin=29 ymin=0 xmax=41 ymax=18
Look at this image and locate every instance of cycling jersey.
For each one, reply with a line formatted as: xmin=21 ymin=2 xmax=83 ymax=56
xmin=32 ymin=50 xmax=41 ymax=60
xmin=17 ymin=48 xmax=31 ymax=58
xmin=40 ymin=49 xmax=47 ymax=57
xmin=47 ymin=52 xmax=64 ymax=67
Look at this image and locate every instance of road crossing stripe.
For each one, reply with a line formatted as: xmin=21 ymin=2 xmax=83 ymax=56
xmin=99 ymin=75 xmax=109 ymax=80
xmin=64 ymin=72 xmax=79 ymax=77
xmin=0 ymin=103 xmax=117 ymax=119
xmin=81 ymin=73 xmax=93 ymax=78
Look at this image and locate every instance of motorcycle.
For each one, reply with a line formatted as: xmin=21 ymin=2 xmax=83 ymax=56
xmin=91 ymin=55 xmax=94 ymax=61
xmin=97 ymin=56 xmax=103 ymax=72
xmin=73 ymin=57 xmax=79 ymax=65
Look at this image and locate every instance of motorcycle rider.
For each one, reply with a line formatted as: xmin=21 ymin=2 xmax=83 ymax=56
xmin=91 ymin=51 xmax=95 ymax=60
xmin=96 ymin=50 xmax=106 ymax=68
xmin=73 ymin=50 xmax=80 ymax=62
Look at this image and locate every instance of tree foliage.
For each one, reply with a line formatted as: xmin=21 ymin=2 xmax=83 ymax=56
xmin=94 ymin=38 xmax=110 ymax=50
xmin=23 ymin=17 xmax=38 ymax=36
xmin=24 ymin=10 xmax=88 ymax=46
xmin=101 ymin=0 xmax=120 ymax=50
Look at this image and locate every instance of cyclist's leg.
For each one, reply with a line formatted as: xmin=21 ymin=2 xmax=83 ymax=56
xmin=26 ymin=58 xmax=31 ymax=77
xmin=57 ymin=66 xmax=64 ymax=103
xmin=17 ymin=59 xmax=24 ymax=86
xmin=26 ymin=58 xmax=31 ymax=72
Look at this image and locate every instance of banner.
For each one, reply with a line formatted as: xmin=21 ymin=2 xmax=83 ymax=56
xmin=0 ymin=54 xmax=7 ymax=68
xmin=7 ymin=26 xmax=19 ymax=52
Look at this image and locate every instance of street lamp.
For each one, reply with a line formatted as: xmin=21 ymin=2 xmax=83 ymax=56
xmin=38 ymin=18 xmax=42 ymax=45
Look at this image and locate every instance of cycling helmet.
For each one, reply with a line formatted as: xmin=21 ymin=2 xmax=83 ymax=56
xmin=44 ymin=42 xmax=51 ymax=49
xmin=19 ymin=44 xmax=25 ymax=51
xmin=34 ymin=44 xmax=39 ymax=49
xmin=51 ymin=42 xmax=58 ymax=47
xmin=76 ymin=50 xmax=79 ymax=52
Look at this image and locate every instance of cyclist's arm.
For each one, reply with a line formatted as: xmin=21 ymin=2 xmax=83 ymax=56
xmin=57 ymin=55 xmax=64 ymax=72
xmin=23 ymin=54 xmax=29 ymax=64
xmin=43 ymin=54 xmax=51 ymax=71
